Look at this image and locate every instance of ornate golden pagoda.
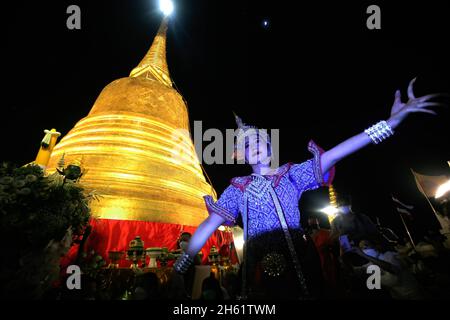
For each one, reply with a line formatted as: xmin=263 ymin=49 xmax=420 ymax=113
xmin=47 ymin=18 xmax=215 ymax=226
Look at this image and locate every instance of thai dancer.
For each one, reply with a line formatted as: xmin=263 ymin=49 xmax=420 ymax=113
xmin=174 ymin=78 xmax=446 ymax=299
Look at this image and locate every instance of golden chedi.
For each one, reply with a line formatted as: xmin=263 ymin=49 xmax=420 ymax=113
xmin=47 ymin=18 xmax=215 ymax=226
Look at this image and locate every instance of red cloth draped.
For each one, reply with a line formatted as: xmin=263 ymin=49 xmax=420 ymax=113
xmin=61 ymin=218 xmax=236 ymax=269
xmin=310 ymin=229 xmax=338 ymax=287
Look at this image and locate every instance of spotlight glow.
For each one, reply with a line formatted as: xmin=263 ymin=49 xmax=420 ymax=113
xmin=231 ymin=227 xmax=244 ymax=264
xmin=321 ymin=206 xmax=339 ymax=216
xmin=435 ymin=179 xmax=450 ymax=199
xmin=233 ymin=234 xmax=244 ymax=251
xmin=218 ymin=225 xmax=226 ymax=231
xmin=160 ymin=0 xmax=174 ymax=16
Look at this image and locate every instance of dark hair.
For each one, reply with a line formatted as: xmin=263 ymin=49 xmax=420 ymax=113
xmin=201 ymin=273 xmax=223 ymax=300
xmin=177 ymin=232 xmax=192 ymax=248
xmin=135 ymin=272 xmax=159 ymax=299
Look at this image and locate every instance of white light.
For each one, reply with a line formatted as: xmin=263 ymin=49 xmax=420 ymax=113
xmin=231 ymin=227 xmax=244 ymax=264
xmin=233 ymin=234 xmax=244 ymax=251
xmin=435 ymin=179 xmax=450 ymax=199
xmin=218 ymin=225 xmax=226 ymax=232
xmin=321 ymin=206 xmax=339 ymax=216
xmin=160 ymin=0 xmax=174 ymax=16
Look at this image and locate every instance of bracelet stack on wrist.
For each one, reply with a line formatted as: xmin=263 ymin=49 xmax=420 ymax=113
xmin=173 ymin=252 xmax=194 ymax=274
xmin=364 ymin=120 xmax=394 ymax=144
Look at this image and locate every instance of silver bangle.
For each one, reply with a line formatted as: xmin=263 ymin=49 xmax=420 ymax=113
xmin=173 ymin=252 xmax=194 ymax=274
xmin=364 ymin=120 xmax=394 ymax=145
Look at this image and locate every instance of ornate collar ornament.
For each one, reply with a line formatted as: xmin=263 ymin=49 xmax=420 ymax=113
xmin=232 ymin=113 xmax=271 ymax=161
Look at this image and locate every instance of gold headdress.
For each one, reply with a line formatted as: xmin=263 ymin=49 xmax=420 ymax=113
xmin=232 ymin=113 xmax=270 ymax=161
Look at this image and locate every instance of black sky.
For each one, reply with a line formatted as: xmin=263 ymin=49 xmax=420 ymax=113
xmin=2 ymin=0 xmax=449 ymax=239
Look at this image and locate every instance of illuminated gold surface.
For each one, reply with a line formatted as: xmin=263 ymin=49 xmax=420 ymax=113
xmin=35 ymin=128 xmax=61 ymax=168
xmin=46 ymin=19 xmax=215 ymax=226
xmin=328 ymin=185 xmax=337 ymax=224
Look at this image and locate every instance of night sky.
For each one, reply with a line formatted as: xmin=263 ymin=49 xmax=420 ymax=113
xmin=2 ymin=1 xmax=449 ymax=240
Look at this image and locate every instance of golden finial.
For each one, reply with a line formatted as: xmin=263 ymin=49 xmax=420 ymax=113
xmin=35 ymin=129 xmax=61 ymax=169
xmin=57 ymin=153 xmax=66 ymax=170
xmin=129 ymin=17 xmax=172 ymax=87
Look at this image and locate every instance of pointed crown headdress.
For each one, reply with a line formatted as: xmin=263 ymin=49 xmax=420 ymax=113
xmin=234 ymin=112 xmax=257 ymax=132
xmin=232 ymin=112 xmax=270 ymax=160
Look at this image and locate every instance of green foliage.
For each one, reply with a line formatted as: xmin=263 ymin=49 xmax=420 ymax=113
xmin=0 ymin=161 xmax=98 ymax=299
xmin=0 ymin=162 xmax=95 ymax=252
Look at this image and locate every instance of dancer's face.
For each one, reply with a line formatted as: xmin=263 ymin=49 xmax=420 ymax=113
xmin=244 ymin=134 xmax=271 ymax=165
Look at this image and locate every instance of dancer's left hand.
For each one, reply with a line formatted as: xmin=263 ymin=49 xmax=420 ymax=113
xmin=388 ymin=77 xmax=447 ymax=128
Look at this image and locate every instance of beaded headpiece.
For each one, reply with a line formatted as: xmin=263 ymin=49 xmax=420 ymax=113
xmin=232 ymin=112 xmax=270 ymax=161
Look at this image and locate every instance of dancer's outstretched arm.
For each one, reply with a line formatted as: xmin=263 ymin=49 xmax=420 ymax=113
xmin=320 ymin=78 xmax=446 ymax=174
xmin=184 ymin=213 xmax=225 ymax=258
xmin=173 ymin=212 xmax=225 ymax=274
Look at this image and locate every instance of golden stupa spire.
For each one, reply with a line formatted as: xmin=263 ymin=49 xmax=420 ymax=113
xmin=46 ymin=8 xmax=215 ymax=226
xmin=129 ymin=17 xmax=172 ymax=87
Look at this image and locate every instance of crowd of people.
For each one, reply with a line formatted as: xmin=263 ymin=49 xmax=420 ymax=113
xmin=61 ymin=199 xmax=449 ymax=301
xmin=305 ymin=196 xmax=450 ymax=299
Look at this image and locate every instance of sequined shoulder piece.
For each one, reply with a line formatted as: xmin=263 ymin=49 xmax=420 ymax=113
xmin=230 ymin=176 xmax=252 ymax=192
xmin=272 ymin=163 xmax=293 ymax=187
xmin=307 ymin=139 xmax=335 ymax=186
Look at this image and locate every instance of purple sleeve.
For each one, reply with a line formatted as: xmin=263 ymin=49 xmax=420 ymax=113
xmin=203 ymin=184 xmax=242 ymax=226
xmin=289 ymin=140 xmax=335 ymax=192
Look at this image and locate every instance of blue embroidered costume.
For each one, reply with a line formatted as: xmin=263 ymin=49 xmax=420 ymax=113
xmin=204 ymin=140 xmax=335 ymax=298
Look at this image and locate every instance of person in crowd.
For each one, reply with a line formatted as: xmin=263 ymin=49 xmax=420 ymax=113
xmin=307 ymin=216 xmax=340 ymax=297
xmin=200 ymin=272 xmax=224 ymax=300
xmin=330 ymin=195 xmax=384 ymax=249
xmin=350 ymin=240 xmax=424 ymax=299
xmin=133 ymin=272 xmax=160 ymax=300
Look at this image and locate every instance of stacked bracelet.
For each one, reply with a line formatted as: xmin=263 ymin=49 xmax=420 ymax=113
xmin=364 ymin=120 xmax=394 ymax=144
xmin=173 ymin=252 xmax=194 ymax=274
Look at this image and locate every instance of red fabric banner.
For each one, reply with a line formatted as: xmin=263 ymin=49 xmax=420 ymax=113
xmin=61 ymin=218 xmax=236 ymax=268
